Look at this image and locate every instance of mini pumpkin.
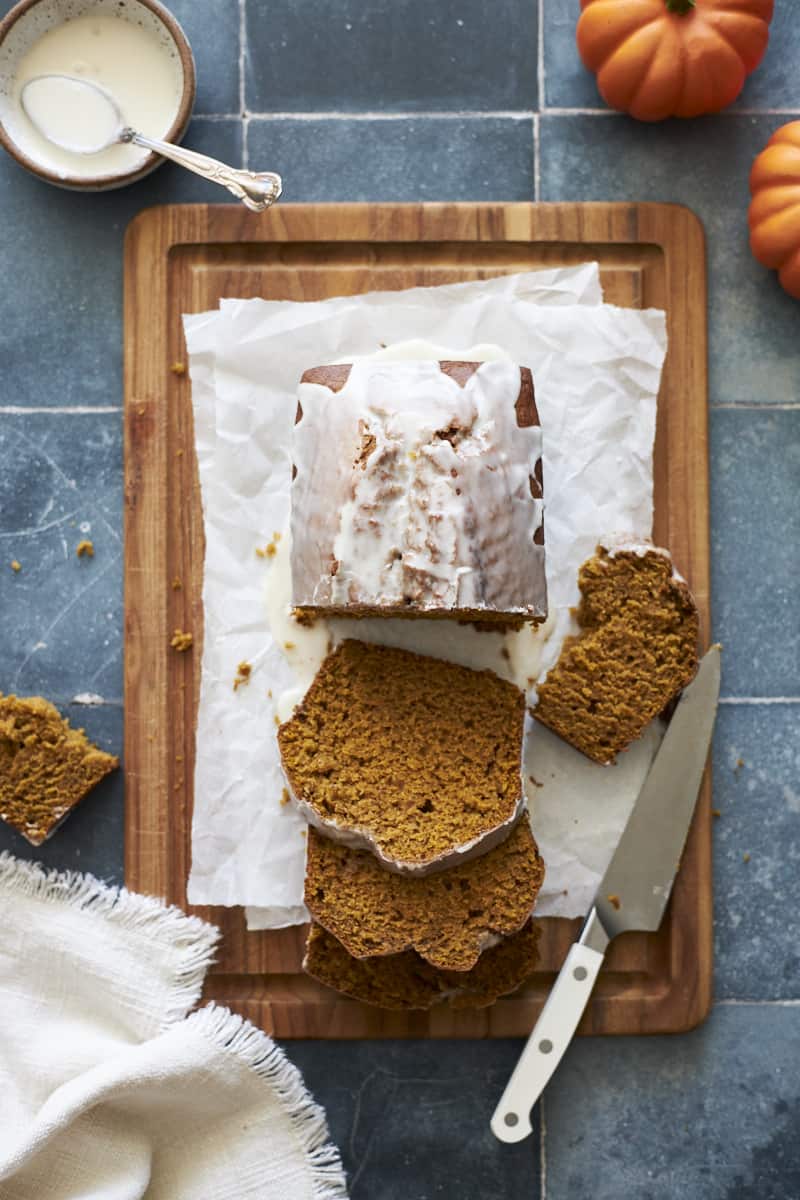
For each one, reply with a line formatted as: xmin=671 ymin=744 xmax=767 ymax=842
xmin=577 ymin=0 xmax=774 ymax=122
xmin=749 ymin=122 xmax=800 ymax=300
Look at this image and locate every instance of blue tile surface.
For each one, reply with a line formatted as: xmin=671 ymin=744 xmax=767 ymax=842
xmin=245 ymin=0 xmax=538 ymax=114
xmin=711 ymin=409 xmax=800 ymax=698
xmin=0 ymin=414 xmax=123 ymax=702
xmin=248 ymin=116 xmax=535 ymax=201
xmin=167 ymin=0 xmax=241 ymax=115
xmin=539 ymin=114 xmax=800 ymax=406
xmin=0 ymin=117 xmax=242 ymax=408
xmin=712 ymin=704 xmax=800 ymax=1001
xmin=285 ymin=1039 xmax=540 ymax=1200
xmin=544 ymin=1004 xmax=800 ymax=1200
xmin=542 ymin=0 xmax=602 ymax=111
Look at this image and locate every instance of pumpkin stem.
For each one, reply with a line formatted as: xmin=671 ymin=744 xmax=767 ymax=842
xmin=665 ymin=0 xmax=696 ymax=12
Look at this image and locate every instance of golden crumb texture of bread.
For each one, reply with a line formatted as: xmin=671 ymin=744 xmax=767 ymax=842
xmin=278 ymin=639 xmax=526 ymax=870
xmin=0 ymin=693 xmax=118 ymax=845
xmin=305 ymin=819 xmax=544 ymax=971
xmin=534 ymin=546 xmax=699 ymax=764
xmin=303 ymin=919 xmax=541 ymax=1011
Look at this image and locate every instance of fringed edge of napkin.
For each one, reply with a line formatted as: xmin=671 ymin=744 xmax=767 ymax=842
xmin=188 ymin=1004 xmax=349 ymax=1200
xmin=0 ymin=852 xmax=220 ymax=1030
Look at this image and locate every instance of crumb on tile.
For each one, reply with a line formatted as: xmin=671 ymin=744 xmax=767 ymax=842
xmin=10 ymin=560 xmax=21 ymax=573
xmin=280 ymin=787 xmax=290 ymax=807
xmin=233 ymin=661 xmax=252 ymax=691
xmin=528 ymin=774 xmax=543 ymax=788
xmin=284 ymin=641 xmax=296 ymax=652
xmin=712 ymin=808 xmax=722 ymax=818
xmin=606 ymin=894 xmax=621 ymax=910
xmin=743 ymin=852 xmax=751 ymax=863
xmin=274 ymin=714 xmax=281 ymax=727
xmin=76 ymin=539 xmax=94 ymax=559
xmin=171 ymin=629 xmax=193 ymax=652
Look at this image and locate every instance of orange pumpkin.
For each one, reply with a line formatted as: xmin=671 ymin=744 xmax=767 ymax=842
xmin=749 ymin=122 xmax=800 ymax=300
xmin=577 ymin=0 xmax=774 ymax=122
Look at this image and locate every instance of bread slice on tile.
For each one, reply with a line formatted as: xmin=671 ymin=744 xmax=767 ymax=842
xmin=305 ymin=819 xmax=544 ymax=971
xmin=303 ymin=919 xmax=541 ymax=1011
xmin=534 ymin=541 xmax=699 ymax=764
xmin=278 ymin=639 xmax=526 ymax=874
xmin=0 ymin=694 xmax=118 ymax=845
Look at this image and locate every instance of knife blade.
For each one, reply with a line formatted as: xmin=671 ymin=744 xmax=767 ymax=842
xmin=491 ymin=644 xmax=721 ymax=1144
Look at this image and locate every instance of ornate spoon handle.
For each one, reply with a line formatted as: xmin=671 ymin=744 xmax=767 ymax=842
xmin=125 ymin=129 xmax=282 ymax=212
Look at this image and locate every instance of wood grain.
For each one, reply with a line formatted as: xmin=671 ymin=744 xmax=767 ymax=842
xmin=124 ymin=202 xmax=710 ymax=1038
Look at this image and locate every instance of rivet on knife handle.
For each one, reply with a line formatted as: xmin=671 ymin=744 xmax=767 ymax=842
xmin=491 ymin=935 xmax=606 ymax=1143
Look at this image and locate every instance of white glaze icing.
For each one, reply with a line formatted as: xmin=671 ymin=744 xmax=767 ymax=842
xmin=291 ymin=358 xmax=546 ymax=617
xmin=5 ymin=10 xmax=182 ymax=180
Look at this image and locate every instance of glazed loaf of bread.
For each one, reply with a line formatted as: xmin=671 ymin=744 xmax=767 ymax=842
xmin=290 ymin=359 xmax=547 ymax=624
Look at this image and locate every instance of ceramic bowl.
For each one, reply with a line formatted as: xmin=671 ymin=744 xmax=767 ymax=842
xmin=0 ymin=0 xmax=195 ymax=190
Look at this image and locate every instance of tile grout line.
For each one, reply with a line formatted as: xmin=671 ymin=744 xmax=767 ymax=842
xmin=533 ymin=114 xmax=540 ymax=202
xmin=711 ymin=402 xmax=800 ymax=411
xmin=239 ymin=0 xmax=249 ymax=168
xmin=717 ymin=999 xmax=800 ymax=1007
xmin=539 ymin=1094 xmax=547 ymax=1199
xmin=534 ymin=0 xmax=544 ymax=201
xmin=243 ymin=109 xmax=539 ymax=121
xmin=719 ymin=697 xmax=800 ymax=705
xmin=0 ymin=406 xmax=123 ymax=415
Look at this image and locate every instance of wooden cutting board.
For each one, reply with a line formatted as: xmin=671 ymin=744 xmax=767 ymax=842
xmin=123 ymin=202 xmax=710 ymax=1038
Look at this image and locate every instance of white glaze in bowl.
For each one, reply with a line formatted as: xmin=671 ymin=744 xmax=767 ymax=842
xmin=0 ymin=0 xmax=195 ymax=190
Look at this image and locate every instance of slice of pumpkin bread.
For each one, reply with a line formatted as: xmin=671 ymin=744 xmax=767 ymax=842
xmin=303 ymin=919 xmax=541 ymax=1011
xmin=305 ymin=819 xmax=544 ymax=971
xmin=0 ymin=694 xmax=118 ymax=845
xmin=534 ymin=543 xmax=699 ymax=765
xmin=278 ymin=639 xmax=526 ymax=874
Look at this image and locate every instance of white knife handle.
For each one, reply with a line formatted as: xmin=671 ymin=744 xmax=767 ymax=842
xmin=490 ymin=941 xmax=605 ymax=1143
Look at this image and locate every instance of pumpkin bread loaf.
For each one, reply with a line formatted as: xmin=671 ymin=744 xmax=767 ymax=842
xmin=278 ymin=639 xmax=526 ymax=874
xmin=290 ymin=359 xmax=547 ymax=626
xmin=305 ymin=819 xmax=544 ymax=971
xmin=303 ymin=919 xmax=541 ymax=1011
xmin=534 ymin=543 xmax=699 ymax=765
xmin=0 ymin=694 xmax=118 ymax=845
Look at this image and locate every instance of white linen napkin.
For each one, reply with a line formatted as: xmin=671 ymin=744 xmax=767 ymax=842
xmin=0 ymin=853 xmax=347 ymax=1200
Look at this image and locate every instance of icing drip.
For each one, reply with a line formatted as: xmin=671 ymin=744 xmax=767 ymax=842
xmin=292 ymin=360 xmax=545 ymax=615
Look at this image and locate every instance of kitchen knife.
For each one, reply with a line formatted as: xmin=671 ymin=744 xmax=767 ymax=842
xmin=491 ymin=644 xmax=721 ymax=1144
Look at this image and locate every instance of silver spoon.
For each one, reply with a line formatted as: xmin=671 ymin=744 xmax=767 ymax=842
xmin=20 ymin=74 xmax=281 ymax=212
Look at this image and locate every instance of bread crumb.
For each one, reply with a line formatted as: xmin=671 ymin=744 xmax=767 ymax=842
xmin=256 ymin=538 xmax=279 ymax=559
xmin=528 ymin=774 xmax=543 ymax=788
xmin=274 ymin=714 xmax=281 ymax=727
xmin=712 ymin=808 xmax=721 ymax=818
xmin=293 ymin=610 xmax=318 ymax=628
xmin=734 ymin=757 xmax=745 ymax=773
xmin=284 ymin=641 xmax=296 ymax=652
xmin=233 ymin=661 xmax=252 ymax=691
xmin=606 ymin=893 xmax=621 ymax=910
xmin=175 ymin=448 xmax=184 ymax=458
xmin=743 ymin=852 xmax=751 ymax=863
xmin=280 ymin=787 xmax=290 ymax=807
xmin=171 ymin=629 xmax=193 ymax=652
xmin=138 ymin=405 xmax=146 ymax=417
xmin=170 ymin=361 xmax=186 ymax=375
xmin=76 ymin=540 xmax=94 ymax=558
xmin=500 ymin=647 xmax=511 ymax=663
xmin=10 ymin=560 xmax=21 ymax=573
xmin=171 ymin=577 xmax=182 ymax=591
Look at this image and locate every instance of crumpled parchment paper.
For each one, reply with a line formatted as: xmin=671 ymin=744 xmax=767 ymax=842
xmin=183 ymin=263 xmax=667 ymax=928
